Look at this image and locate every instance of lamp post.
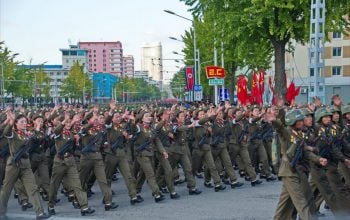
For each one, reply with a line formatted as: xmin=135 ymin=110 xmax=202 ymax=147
xmin=164 ymin=10 xmax=199 ymax=102
xmin=0 ymin=63 xmax=4 ymax=108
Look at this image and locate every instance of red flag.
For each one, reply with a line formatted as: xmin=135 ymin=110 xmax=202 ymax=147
xmin=286 ymin=80 xmax=300 ymax=104
xmin=184 ymin=66 xmax=195 ymax=91
xmin=251 ymin=71 xmax=262 ymax=105
xmin=237 ymin=75 xmax=248 ymax=105
xmin=259 ymin=69 xmax=265 ymax=102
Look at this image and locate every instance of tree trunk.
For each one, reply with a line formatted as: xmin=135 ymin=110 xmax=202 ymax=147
xmin=272 ymin=40 xmax=287 ymax=100
xmin=228 ymin=62 xmax=236 ymax=103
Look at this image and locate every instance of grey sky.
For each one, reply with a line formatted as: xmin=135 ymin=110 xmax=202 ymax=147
xmin=0 ymin=0 xmax=192 ymax=81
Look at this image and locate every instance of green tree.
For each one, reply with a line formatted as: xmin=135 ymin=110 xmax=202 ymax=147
xmin=60 ymin=61 xmax=91 ymax=102
xmin=170 ymin=70 xmax=186 ymax=100
xmin=180 ymin=0 xmax=350 ymax=99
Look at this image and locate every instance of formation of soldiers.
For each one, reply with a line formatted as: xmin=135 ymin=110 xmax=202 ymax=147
xmin=0 ymin=94 xmax=349 ymax=220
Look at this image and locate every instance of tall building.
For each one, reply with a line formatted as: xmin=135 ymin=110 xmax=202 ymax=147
xmin=283 ymin=31 xmax=350 ymax=104
xmin=122 ymin=55 xmax=134 ymax=77
xmin=140 ymin=42 xmax=163 ymax=82
xmin=60 ymin=45 xmax=88 ymax=72
xmin=79 ymin=41 xmax=123 ymax=76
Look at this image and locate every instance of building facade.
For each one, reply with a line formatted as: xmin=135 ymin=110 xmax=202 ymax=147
xmin=122 ymin=55 xmax=134 ymax=77
xmin=79 ymin=41 xmax=123 ymax=76
xmin=140 ymin=42 xmax=163 ymax=82
xmin=282 ymin=31 xmax=350 ymax=104
xmin=59 ymin=45 xmax=88 ymax=72
xmin=92 ymin=72 xmax=118 ymax=103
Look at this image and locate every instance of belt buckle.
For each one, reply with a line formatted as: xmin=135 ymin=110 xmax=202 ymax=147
xmin=64 ymin=152 xmax=70 ymax=158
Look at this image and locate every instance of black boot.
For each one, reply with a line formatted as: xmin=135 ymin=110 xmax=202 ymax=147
xmin=154 ymin=194 xmax=165 ymax=202
xmin=160 ymin=187 xmax=169 ymax=194
xmin=130 ymin=196 xmax=144 ymax=205
xmin=48 ymin=207 xmax=56 ymax=216
xmin=174 ymin=178 xmax=185 ymax=185
xmin=72 ymin=200 xmax=81 ymax=209
xmin=251 ymin=179 xmax=263 ymax=187
xmin=81 ymin=207 xmax=95 ymax=216
xmin=105 ymin=202 xmax=118 ymax=211
xmin=41 ymin=193 xmax=49 ymax=202
xmin=214 ymin=184 xmax=226 ymax=192
xmin=21 ymin=201 xmax=33 ymax=211
xmin=266 ymin=175 xmax=276 ymax=182
xmin=204 ymin=182 xmax=214 ymax=188
xmin=230 ymin=181 xmax=244 ymax=189
xmin=189 ymin=188 xmax=202 ymax=195
xmin=170 ymin=192 xmax=180 ymax=199
xmin=36 ymin=212 xmax=50 ymax=220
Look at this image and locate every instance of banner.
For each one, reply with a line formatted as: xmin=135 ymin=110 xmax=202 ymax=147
xmin=185 ymin=66 xmax=195 ymax=91
xmin=206 ymin=66 xmax=225 ymax=78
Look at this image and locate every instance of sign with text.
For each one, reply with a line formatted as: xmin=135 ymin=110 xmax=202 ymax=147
xmin=184 ymin=66 xmax=195 ymax=91
xmin=206 ymin=66 xmax=226 ymax=78
xmin=209 ymin=78 xmax=224 ymax=86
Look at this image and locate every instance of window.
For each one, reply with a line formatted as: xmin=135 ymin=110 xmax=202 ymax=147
xmin=62 ymin=51 xmax=69 ymax=56
xmin=66 ymin=59 xmax=69 ymax=63
xmin=70 ymin=51 xmax=77 ymax=56
xmin=332 ymin=47 xmax=342 ymax=57
xmin=93 ymin=50 xmax=96 ymax=53
xmin=103 ymin=49 xmax=105 ymax=53
xmin=333 ymin=32 xmax=342 ymax=39
xmin=49 ymin=72 xmax=54 ymax=76
xmin=64 ymin=72 xmax=68 ymax=76
xmin=56 ymin=72 xmax=61 ymax=76
xmin=94 ymin=64 xmax=96 ymax=67
xmin=332 ymin=66 xmax=341 ymax=76
xmin=89 ymin=55 xmax=92 ymax=58
xmin=94 ymin=59 xmax=96 ymax=62
xmin=94 ymin=54 xmax=96 ymax=57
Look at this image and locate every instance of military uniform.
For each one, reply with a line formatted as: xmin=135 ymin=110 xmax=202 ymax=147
xmin=0 ymin=123 xmax=49 ymax=219
xmin=272 ymin=109 xmax=320 ymax=220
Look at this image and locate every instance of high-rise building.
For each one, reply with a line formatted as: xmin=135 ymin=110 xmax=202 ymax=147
xmin=283 ymin=31 xmax=350 ymax=104
xmin=122 ymin=55 xmax=134 ymax=77
xmin=140 ymin=42 xmax=163 ymax=82
xmin=60 ymin=45 xmax=88 ymax=72
xmin=79 ymin=41 xmax=123 ymax=76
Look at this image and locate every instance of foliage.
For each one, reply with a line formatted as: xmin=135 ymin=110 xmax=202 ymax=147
xmin=114 ymin=77 xmax=161 ymax=102
xmin=170 ymin=69 xmax=186 ymax=100
xmin=179 ymin=0 xmax=350 ymax=99
xmin=60 ymin=61 xmax=92 ymax=101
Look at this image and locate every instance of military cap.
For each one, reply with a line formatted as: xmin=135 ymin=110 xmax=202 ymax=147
xmin=285 ymin=109 xmax=304 ymax=126
xmin=329 ymin=105 xmax=341 ymax=113
xmin=32 ymin=112 xmax=44 ymax=121
xmin=83 ymin=112 xmax=94 ymax=123
xmin=300 ymin=108 xmax=313 ymax=117
xmin=314 ymin=107 xmax=333 ymax=122
xmin=341 ymin=105 xmax=350 ymax=115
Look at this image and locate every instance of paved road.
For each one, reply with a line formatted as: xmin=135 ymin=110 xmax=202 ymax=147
xmin=5 ymin=173 xmax=335 ymax=220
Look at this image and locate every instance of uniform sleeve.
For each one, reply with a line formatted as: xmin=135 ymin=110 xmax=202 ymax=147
xmin=154 ymin=137 xmax=165 ymax=154
xmin=304 ymin=150 xmax=321 ymax=164
xmin=54 ymin=124 xmax=64 ymax=136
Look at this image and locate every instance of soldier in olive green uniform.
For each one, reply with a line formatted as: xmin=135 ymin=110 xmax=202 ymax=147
xmin=103 ymin=106 xmax=144 ymax=204
xmin=340 ymin=105 xmax=350 ymax=189
xmin=79 ymin=112 xmax=118 ymax=211
xmin=48 ymin=112 xmax=94 ymax=216
xmin=131 ymin=111 xmax=166 ymax=202
xmin=191 ymin=108 xmax=226 ymax=191
xmin=270 ymin=109 xmax=326 ymax=220
xmin=154 ymin=109 xmax=180 ymax=199
xmin=168 ymin=111 xmax=202 ymax=195
xmin=247 ymin=106 xmax=275 ymax=181
xmin=28 ymin=113 xmax=51 ymax=201
xmin=208 ymin=109 xmax=243 ymax=189
xmin=315 ymin=107 xmax=350 ymax=214
xmin=226 ymin=108 xmax=262 ymax=186
xmin=0 ymin=113 xmax=50 ymax=219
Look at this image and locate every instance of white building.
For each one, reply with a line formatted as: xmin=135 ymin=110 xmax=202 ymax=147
xmin=270 ymin=31 xmax=350 ymax=104
xmin=140 ymin=42 xmax=163 ymax=82
xmin=123 ymin=55 xmax=134 ymax=77
xmin=59 ymin=45 xmax=88 ymax=72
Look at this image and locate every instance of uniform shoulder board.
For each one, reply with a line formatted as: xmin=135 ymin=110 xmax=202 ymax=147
xmin=290 ymin=135 xmax=296 ymax=144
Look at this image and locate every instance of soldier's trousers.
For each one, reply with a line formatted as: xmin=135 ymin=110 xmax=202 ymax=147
xmin=104 ymin=153 xmax=137 ymax=198
xmin=154 ymin=151 xmax=175 ymax=193
xmin=228 ymin=143 xmax=257 ymax=181
xmin=309 ymin=163 xmax=341 ymax=215
xmin=209 ymin=146 xmax=238 ymax=182
xmin=326 ymin=163 xmax=350 ymax=213
xmin=0 ymin=158 xmax=44 ymax=215
xmin=338 ymin=162 xmax=350 ymax=190
xmin=192 ymin=148 xmax=221 ymax=185
xmin=79 ymin=153 xmax=112 ymax=204
xmin=30 ymin=155 xmax=50 ymax=194
xmin=0 ymin=158 xmax=6 ymax=187
xmin=168 ymin=152 xmax=196 ymax=189
xmin=273 ymin=175 xmax=317 ymax=220
xmin=135 ymin=155 xmax=161 ymax=196
xmin=263 ymin=140 xmax=272 ymax=167
xmin=49 ymin=158 xmax=88 ymax=209
xmin=14 ymin=179 xmax=29 ymax=204
xmin=248 ymin=141 xmax=271 ymax=177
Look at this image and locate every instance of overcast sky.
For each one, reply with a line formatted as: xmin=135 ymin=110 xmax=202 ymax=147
xmin=0 ymin=0 xmax=192 ymax=81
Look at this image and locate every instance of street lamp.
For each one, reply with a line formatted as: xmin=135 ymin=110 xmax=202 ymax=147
xmin=164 ymin=9 xmax=199 ymax=102
xmin=169 ymin=36 xmax=183 ymax=43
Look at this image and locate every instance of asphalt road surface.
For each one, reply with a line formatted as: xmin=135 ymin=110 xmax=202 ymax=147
xmin=5 ymin=173 xmax=335 ymax=220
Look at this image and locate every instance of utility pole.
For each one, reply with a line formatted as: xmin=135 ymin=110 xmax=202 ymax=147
xmin=221 ymin=41 xmax=225 ymax=101
xmin=214 ymin=45 xmax=218 ymax=105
